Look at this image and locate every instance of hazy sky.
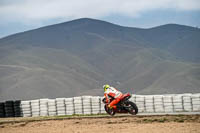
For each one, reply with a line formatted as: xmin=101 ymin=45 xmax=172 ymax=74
xmin=0 ymin=0 xmax=200 ymax=38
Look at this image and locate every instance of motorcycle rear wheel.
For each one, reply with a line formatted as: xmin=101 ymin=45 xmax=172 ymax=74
xmin=126 ymin=101 xmax=138 ymax=115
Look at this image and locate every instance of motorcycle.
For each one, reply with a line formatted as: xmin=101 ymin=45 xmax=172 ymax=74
xmin=102 ymin=93 xmax=138 ymax=116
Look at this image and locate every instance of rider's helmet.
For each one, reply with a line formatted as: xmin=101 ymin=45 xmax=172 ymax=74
xmin=103 ymin=84 xmax=110 ymax=92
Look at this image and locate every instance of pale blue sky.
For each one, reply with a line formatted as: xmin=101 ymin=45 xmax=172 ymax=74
xmin=0 ymin=0 xmax=200 ymax=38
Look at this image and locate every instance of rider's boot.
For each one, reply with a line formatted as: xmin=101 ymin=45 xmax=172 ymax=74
xmin=108 ymin=104 xmax=117 ymax=109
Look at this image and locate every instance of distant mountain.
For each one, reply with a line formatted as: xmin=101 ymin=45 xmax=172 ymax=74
xmin=0 ymin=18 xmax=200 ymax=100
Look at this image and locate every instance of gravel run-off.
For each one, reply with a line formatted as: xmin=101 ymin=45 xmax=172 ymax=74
xmin=0 ymin=114 xmax=200 ymax=133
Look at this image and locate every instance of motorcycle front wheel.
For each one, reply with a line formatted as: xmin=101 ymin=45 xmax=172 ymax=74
xmin=104 ymin=105 xmax=116 ymax=116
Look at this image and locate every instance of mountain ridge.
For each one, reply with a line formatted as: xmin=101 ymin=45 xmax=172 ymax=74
xmin=1 ymin=18 xmax=199 ymax=40
xmin=0 ymin=18 xmax=199 ymax=100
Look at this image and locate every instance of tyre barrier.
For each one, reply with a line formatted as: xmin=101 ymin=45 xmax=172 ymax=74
xmin=13 ymin=100 xmax=22 ymax=117
xmin=0 ymin=102 xmax=5 ymax=118
xmin=4 ymin=101 xmax=14 ymax=117
xmin=0 ymin=100 xmax=22 ymax=118
xmin=0 ymin=93 xmax=200 ymax=118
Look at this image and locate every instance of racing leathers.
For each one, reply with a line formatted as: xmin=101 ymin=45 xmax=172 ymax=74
xmin=104 ymin=86 xmax=123 ymax=109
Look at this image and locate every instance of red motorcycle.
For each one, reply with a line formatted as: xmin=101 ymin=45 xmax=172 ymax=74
xmin=102 ymin=93 xmax=138 ymax=116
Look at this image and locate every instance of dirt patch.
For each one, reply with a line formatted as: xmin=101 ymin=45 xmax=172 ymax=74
xmin=0 ymin=115 xmax=200 ymax=133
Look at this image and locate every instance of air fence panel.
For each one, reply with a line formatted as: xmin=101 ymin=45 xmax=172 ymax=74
xmin=21 ymin=101 xmax=32 ymax=117
xmin=173 ymin=95 xmax=184 ymax=112
xmin=144 ymin=96 xmax=154 ymax=113
xmin=163 ymin=96 xmax=173 ymax=112
xmin=154 ymin=95 xmax=164 ymax=113
xmin=82 ymin=96 xmax=92 ymax=114
xmin=135 ymin=95 xmax=145 ymax=113
xmin=91 ymin=96 xmax=100 ymax=114
xmin=130 ymin=95 xmax=136 ymax=103
xmin=65 ymin=98 xmax=74 ymax=115
xmin=100 ymin=97 xmax=106 ymax=114
xmin=31 ymin=100 xmax=40 ymax=117
xmin=48 ymin=99 xmax=57 ymax=116
xmin=13 ymin=93 xmax=200 ymax=118
xmin=73 ymin=97 xmax=83 ymax=115
xmin=40 ymin=99 xmax=49 ymax=116
xmin=56 ymin=98 xmax=66 ymax=116
xmin=192 ymin=94 xmax=200 ymax=111
xmin=182 ymin=94 xmax=192 ymax=112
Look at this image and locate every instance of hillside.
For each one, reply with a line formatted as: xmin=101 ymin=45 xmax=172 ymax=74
xmin=0 ymin=18 xmax=200 ymax=100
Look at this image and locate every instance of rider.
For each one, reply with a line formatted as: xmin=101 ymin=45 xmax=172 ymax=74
xmin=103 ymin=84 xmax=124 ymax=109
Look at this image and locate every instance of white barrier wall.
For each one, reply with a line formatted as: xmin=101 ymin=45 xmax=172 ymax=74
xmin=163 ymin=96 xmax=173 ymax=112
xmin=65 ymin=98 xmax=74 ymax=115
xmin=73 ymin=97 xmax=83 ymax=114
xmin=48 ymin=99 xmax=56 ymax=116
xmin=100 ymin=97 xmax=106 ymax=114
xmin=21 ymin=101 xmax=31 ymax=117
xmin=31 ymin=100 xmax=40 ymax=117
xmin=56 ymin=98 xmax=66 ymax=115
xmin=192 ymin=94 xmax=200 ymax=111
xmin=20 ymin=93 xmax=200 ymax=117
xmin=40 ymin=99 xmax=48 ymax=116
xmin=91 ymin=96 xmax=100 ymax=114
xmin=145 ymin=95 xmax=154 ymax=113
xmin=135 ymin=95 xmax=145 ymax=113
xmin=154 ymin=95 xmax=164 ymax=113
xmin=82 ymin=96 xmax=91 ymax=114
